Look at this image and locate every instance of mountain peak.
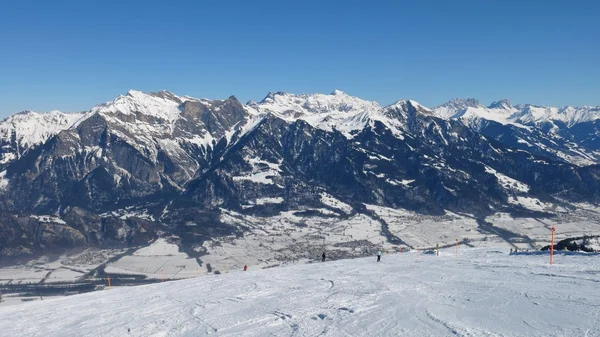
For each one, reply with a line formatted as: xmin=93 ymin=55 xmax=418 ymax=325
xmin=126 ymin=89 xmax=146 ymax=98
xmin=331 ymin=89 xmax=346 ymax=96
xmin=488 ymin=99 xmax=512 ymax=110
xmin=445 ymin=98 xmax=481 ymax=108
xmin=92 ymin=89 xmax=184 ymax=122
xmin=386 ymin=99 xmax=409 ymax=109
xmin=125 ymin=89 xmax=186 ymax=103
xmin=384 ymin=99 xmax=432 ymax=121
xmin=260 ymin=91 xmax=287 ymax=104
xmin=150 ymin=90 xmax=181 ymax=101
xmin=432 ymin=98 xmax=481 ymax=119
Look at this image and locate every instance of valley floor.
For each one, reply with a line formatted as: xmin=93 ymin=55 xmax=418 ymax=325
xmin=1 ymin=247 xmax=599 ymax=336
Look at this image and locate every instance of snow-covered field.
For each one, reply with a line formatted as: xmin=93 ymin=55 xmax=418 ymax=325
xmin=106 ymin=238 xmax=201 ymax=279
xmin=0 ymin=248 xmax=125 ymax=286
xmin=1 ymin=247 xmax=599 ymax=337
xmin=0 ymin=267 xmax=48 ymax=284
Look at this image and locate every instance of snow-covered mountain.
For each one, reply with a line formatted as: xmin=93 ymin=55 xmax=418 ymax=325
xmin=433 ymin=98 xmax=600 ymax=127
xmin=432 ymin=99 xmax=600 ymax=165
xmin=248 ymin=89 xmax=382 ymax=137
xmin=0 ymin=110 xmax=85 ymax=169
xmin=0 ymin=90 xmax=599 ymax=257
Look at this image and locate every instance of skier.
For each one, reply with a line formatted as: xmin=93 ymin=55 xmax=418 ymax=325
xmin=322 ymin=252 xmax=326 ymax=262
xmin=243 ymin=265 xmax=247 ymax=271
xmin=377 ymin=250 xmax=382 ymax=262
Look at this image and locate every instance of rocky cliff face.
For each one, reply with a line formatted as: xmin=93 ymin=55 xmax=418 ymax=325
xmin=0 ymin=90 xmax=598 ymax=256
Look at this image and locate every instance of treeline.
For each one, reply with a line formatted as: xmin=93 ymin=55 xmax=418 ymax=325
xmin=541 ymin=235 xmax=600 ymax=252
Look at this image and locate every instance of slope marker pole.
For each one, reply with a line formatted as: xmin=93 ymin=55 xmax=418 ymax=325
xmin=161 ymin=269 xmax=165 ymax=282
xmin=107 ymin=274 xmax=111 ymax=288
xmin=456 ymin=239 xmax=458 ymax=259
xmin=550 ymin=227 xmax=556 ymax=265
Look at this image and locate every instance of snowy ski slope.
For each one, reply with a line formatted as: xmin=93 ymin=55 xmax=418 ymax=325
xmin=1 ymin=248 xmax=599 ymax=337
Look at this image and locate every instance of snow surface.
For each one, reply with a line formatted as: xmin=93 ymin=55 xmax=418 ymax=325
xmin=433 ymin=100 xmax=600 ymax=128
xmin=320 ymin=192 xmax=353 ymax=214
xmin=44 ymin=267 xmax=84 ymax=282
xmin=232 ymin=171 xmax=278 ymax=185
xmin=0 ymin=170 xmax=8 ymax=190
xmin=1 ymin=248 xmax=599 ymax=336
xmin=485 ymin=166 xmax=530 ymax=193
xmin=254 ymin=197 xmax=284 ymax=205
xmin=0 ymin=267 xmax=48 ymax=284
xmin=107 ymin=238 xmax=200 ymax=279
xmin=132 ymin=238 xmax=181 ymax=256
xmin=508 ymin=196 xmax=555 ymax=212
xmin=91 ymin=90 xmax=184 ymax=122
xmin=0 ymin=110 xmax=84 ymax=146
xmin=30 ymin=215 xmax=68 ymax=225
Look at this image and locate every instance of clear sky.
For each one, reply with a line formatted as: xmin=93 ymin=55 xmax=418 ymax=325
xmin=0 ymin=0 xmax=598 ymax=117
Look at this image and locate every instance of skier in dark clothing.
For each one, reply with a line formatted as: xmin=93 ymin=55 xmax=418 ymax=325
xmin=322 ymin=252 xmax=326 ymax=262
xmin=377 ymin=250 xmax=382 ymax=262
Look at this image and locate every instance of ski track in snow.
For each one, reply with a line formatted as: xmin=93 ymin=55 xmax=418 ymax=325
xmin=1 ymin=248 xmax=599 ymax=337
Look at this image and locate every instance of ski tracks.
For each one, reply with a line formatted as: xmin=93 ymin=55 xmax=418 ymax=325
xmin=423 ymin=309 xmax=505 ymax=337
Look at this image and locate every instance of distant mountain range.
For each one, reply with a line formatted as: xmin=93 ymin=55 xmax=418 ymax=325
xmin=433 ymin=98 xmax=600 ymax=165
xmin=0 ymin=90 xmax=598 ymax=256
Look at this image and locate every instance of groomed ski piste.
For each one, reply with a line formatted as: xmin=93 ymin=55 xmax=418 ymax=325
xmin=1 ymin=247 xmax=599 ymax=337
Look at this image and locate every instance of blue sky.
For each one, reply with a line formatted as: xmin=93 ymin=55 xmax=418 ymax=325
xmin=0 ymin=0 xmax=598 ymax=116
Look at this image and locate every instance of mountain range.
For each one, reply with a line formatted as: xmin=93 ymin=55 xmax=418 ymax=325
xmin=0 ymin=89 xmax=599 ymax=256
